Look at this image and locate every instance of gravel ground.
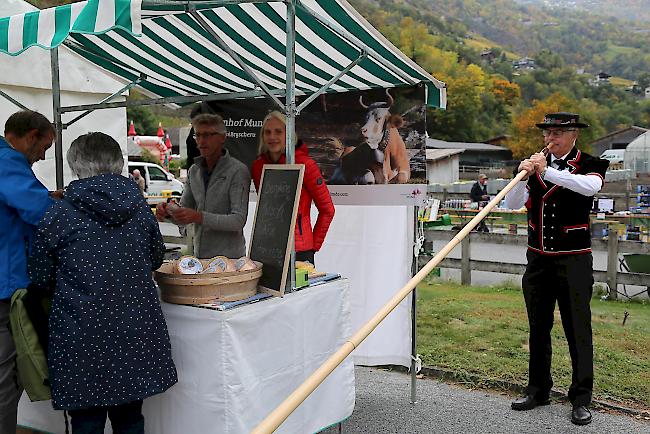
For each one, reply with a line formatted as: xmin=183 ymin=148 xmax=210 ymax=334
xmin=323 ymin=367 xmax=649 ymax=434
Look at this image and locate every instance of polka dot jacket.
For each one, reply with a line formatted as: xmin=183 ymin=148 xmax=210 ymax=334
xmin=28 ymin=173 xmax=178 ymax=410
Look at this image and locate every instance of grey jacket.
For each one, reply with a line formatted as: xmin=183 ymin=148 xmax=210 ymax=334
xmin=180 ymin=150 xmax=250 ymax=258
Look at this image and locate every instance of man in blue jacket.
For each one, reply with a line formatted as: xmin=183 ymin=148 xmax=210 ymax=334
xmin=0 ymin=110 xmax=55 ymax=434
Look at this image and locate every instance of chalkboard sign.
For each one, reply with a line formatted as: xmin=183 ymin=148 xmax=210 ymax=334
xmin=249 ymin=165 xmax=304 ymax=296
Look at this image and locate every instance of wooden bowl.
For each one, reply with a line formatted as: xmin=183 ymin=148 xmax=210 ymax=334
xmin=154 ymin=260 xmax=262 ymax=305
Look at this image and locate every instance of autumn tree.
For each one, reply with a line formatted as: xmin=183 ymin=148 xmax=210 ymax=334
xmin=510 ymin=93 xmax=604 ymax=159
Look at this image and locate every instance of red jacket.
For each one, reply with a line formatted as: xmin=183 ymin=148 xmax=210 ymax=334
xmin=251 ymin=142 xmax=335 ymax=252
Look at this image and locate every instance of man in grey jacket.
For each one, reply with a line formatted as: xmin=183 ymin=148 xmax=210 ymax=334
xmin=156 ymin=114 xmax=250 ymax=258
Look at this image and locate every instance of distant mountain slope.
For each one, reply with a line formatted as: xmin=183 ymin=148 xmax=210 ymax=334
xmin=357 ymin=0 xmax=650 ymax=81
xmin=516 ymin=0 xmax=650 ymax=22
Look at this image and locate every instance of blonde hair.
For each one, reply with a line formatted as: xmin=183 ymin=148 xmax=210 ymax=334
xmin=258 ymin=110 xmax=297 ymax=155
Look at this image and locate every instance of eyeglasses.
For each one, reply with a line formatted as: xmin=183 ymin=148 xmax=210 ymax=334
xmin=542 ymin=129 xmax=577 ymax=138
xmin=193 ymin=132 xmax=222 ymax=140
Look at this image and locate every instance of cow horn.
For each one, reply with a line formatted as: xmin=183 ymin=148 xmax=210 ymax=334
xmin=359 ymin=95 xmax=368 ymax=109
xmin=385 ymin=89 xmax=394 ymax=107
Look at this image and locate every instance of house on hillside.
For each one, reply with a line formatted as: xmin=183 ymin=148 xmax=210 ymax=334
xmin=480 ymin=49 xmax=495 ymax=63
xmin=590 ymin=71 xmax=612 ymax=87
xmin=646 ymin=87 xmax=650 ymax=99
xmin=426 ymin=149 xmax=463 ymax=185
xmin=512 ymin=57 xmax=536 ymax=71
xmin=426 ymin=138 xmax=513 ymax=170
xmin=589 ymin=126 xmax=648 ymax=156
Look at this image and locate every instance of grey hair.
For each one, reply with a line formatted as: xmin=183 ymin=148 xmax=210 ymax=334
xmin=191 ymin=113 xmax=226 ymax=135
xmin=67 ymin=132 xmax=124 ymax=179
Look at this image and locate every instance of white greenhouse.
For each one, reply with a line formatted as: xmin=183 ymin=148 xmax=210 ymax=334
xmin=625 ymin=130 xmax=650 ymax=174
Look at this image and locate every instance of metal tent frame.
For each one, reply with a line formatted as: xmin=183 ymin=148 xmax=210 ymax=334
xmin=1 ymin=0 xmax=446 ymax=405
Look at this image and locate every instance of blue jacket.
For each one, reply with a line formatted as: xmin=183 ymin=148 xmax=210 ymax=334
xmin=29 ymin=173 xmax=177 ymax=410
xmin=0 ymin=136 xmax=53 ymax=300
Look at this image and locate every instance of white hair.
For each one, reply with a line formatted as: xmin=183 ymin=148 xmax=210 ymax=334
xmin=67 ymin=132 xmax=124 ymax=179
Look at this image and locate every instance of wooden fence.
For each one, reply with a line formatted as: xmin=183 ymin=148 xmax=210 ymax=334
xmin=422 ymin=229 xmax=649 ymax=299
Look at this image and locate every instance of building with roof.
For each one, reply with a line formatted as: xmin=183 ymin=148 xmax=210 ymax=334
xmin=625 ymin=131 xmax=650 ymax=174
xmin=589 ymin=126 xmax=648 ymax=157
xmin=426 ymin=138 xmax=513 ymax=168
xmin=426 ymin=149 xmax=463 ymax=184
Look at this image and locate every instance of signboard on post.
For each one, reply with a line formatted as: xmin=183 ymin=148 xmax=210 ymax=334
xmin=249 ymin=165 xmax=304 ymax=296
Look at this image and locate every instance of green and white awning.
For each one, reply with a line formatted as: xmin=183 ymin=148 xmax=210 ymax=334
xmin=0 ymin=0 xmax=141 ymax=55
xmin=0 ymin=0 xmax=446 ymax=108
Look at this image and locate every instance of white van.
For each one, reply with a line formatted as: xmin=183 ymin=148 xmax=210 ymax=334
xmin=599 ymin=149 xmax=625 ymax=169
xmin=127 ymin=162 xmax=184 ymax=204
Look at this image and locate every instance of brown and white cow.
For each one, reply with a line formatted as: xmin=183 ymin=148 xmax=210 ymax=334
xmin=359 ymin=89 xmax=410 ymax=184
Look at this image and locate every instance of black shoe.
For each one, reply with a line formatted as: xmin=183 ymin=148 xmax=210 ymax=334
xmin=511 ymin=394 xmax=550 ymax=411
xmin=571 ymin=406 xmax=592 ymax=425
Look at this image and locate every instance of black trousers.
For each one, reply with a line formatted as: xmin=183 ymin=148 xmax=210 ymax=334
xmin=69 ymin=400 xmax=144 ymax=434
xmin=522 ymin=250 xmax=594 ymax=406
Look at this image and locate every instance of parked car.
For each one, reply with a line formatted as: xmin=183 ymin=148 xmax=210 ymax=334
xmin=127 ymin=162 xmax=184 ymax=204
xmin=599 ymin=149 xmax=625 ymax=169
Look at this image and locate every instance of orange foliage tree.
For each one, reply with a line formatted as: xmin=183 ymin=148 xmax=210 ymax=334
xmin=510 ymin=93 xmax=603 ymax=159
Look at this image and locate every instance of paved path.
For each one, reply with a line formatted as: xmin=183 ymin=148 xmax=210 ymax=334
xmin=325 ymin=367 xmax=649 ymax=434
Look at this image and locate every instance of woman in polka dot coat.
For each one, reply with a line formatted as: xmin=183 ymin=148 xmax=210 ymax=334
xmin=28 ymin=132 xmax=177 ymax=433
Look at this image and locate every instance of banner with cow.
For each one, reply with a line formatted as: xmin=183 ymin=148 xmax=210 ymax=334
xmin=187 ymin=85 xmax=427 ymax=205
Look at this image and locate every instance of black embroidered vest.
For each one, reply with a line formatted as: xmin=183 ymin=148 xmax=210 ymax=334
xmin=525 ymin=147 xmax=609 ymax=255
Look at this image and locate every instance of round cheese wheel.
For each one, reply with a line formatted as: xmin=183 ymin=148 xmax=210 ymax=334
xmin=204 ymin=256 xmax=228 ymax=273
xmin=177 ymin=256 xmax=203 ymax=274
xmin=234 ymin=257 xmax=257 ymax=272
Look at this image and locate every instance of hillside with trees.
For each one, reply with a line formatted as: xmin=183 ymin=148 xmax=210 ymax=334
xmin=517 ymin=0 xmax=650 ymax=23
xmin=350 ymin=0 xmax=650 ymax=157
xmin=24 ymin=0 xmax=650 ymax=158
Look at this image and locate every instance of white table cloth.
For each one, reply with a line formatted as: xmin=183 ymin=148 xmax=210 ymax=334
xmin=18 ymin=279 xmax=355 ymax=434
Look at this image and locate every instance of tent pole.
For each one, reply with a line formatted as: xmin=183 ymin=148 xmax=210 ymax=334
xmin=0 ymin=89 xmax=31 ymax=111
xmin=51 ymin=47 xmax=64 ymax=190
xmin=59 ymin=88 xmax=286 ymax=113
xmin=64 ymin=76 xmax=144 ymax=128
xmin=286 ymin=0 xmax=296 ymax=292
xmin=189 ymin=10 xmax=285 ymax=112
xmin=410 ymin=205 xmax=418 ymax=404
xmin=296 ymin=2 xmax=418 ymax=86
xmin=295 ymin=50 xmax=366 ymax=114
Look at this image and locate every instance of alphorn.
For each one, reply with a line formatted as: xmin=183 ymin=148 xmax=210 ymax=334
xmin=251 ymin=145 xmax=554 ymax=434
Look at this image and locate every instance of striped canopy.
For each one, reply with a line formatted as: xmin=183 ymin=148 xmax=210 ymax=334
xmin=0 ymin=0 xmax=141 ymax=55
xmin=0 ymin=0 xmax=446 ymax=108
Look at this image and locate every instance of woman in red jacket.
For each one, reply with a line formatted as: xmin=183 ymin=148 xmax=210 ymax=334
xmin=251 ymin=111 xmax=335 ymax=265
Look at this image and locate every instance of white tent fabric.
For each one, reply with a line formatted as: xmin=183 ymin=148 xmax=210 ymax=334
xmin=315 ymin=205 xmax=414 ymax=366
xmin=244 ymin=202 xmax=413 ymax=367
xmin=0 ymin=0 xmax=129 ymax=190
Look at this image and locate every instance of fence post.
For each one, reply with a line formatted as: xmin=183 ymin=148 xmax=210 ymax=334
xmin=606 ymin=227 xmax=619 ymax=300
xmin=461 ymin=235 xmax=471 ymax=285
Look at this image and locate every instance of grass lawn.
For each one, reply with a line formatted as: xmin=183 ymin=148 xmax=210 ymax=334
xmin=416 ymin=280 xmax=650 ymax=409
